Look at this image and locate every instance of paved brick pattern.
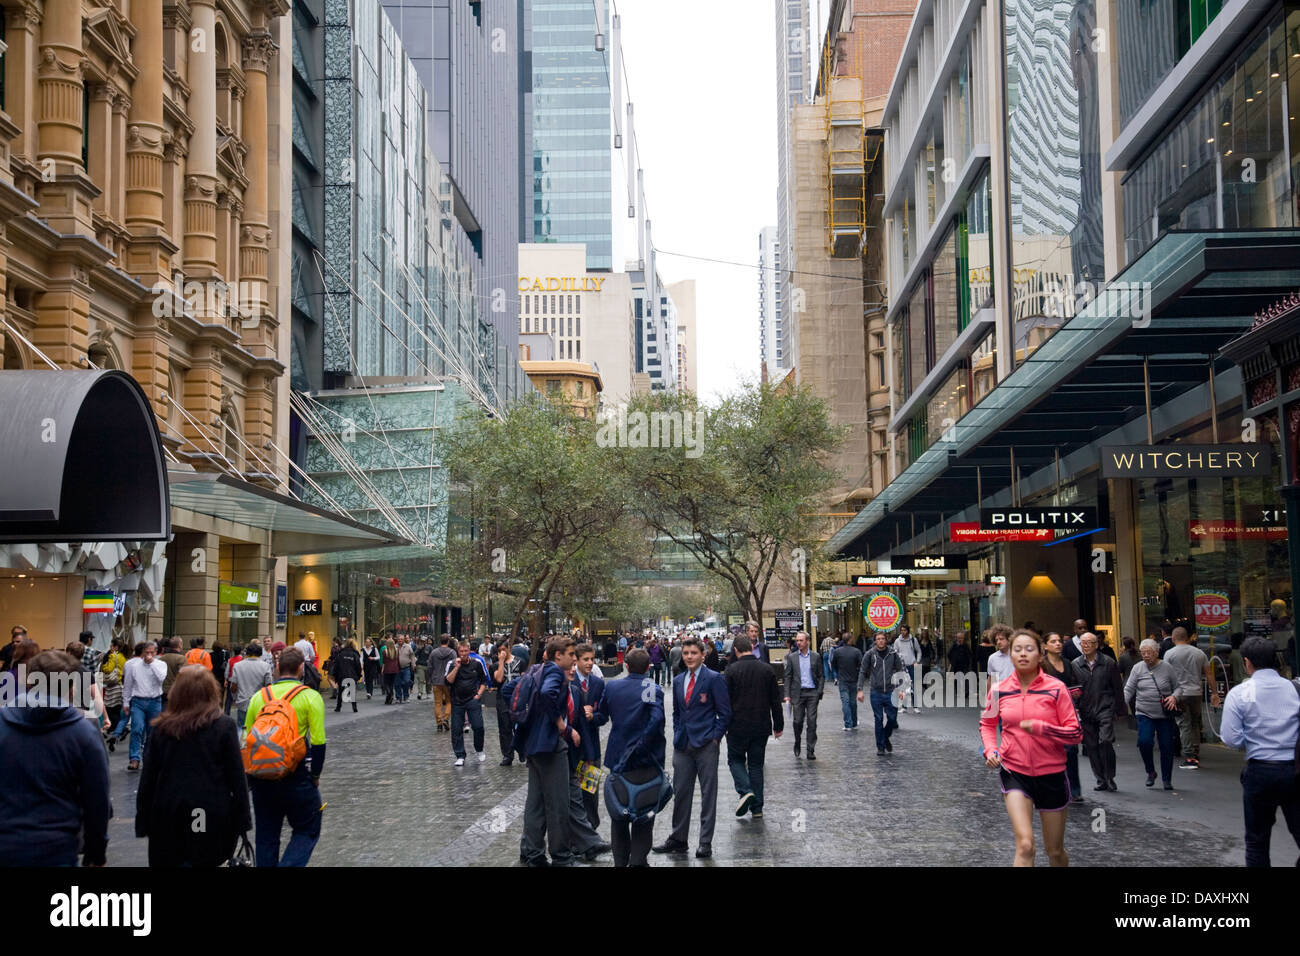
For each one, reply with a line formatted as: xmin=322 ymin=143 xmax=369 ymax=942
xmin=102 ymin=679 xmax=1264 ymax=867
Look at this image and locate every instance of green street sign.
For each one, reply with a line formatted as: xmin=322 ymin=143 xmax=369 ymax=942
xmin=219 ymin=583 xmax=261 ymax=606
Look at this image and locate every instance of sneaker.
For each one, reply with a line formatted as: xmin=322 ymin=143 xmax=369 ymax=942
xmin=736 ymin=793 xmax=754 ymax=817
xmin=877 ymin=748 xmax=886 ymax=756
xmin=477 ymin=751 xmax=486 ymax=763
xmin=454 ymin=757 xmax=465 ymax=767
xmin=1179 ymin=759 xmax=1199 ymax=770
xmin=1146 ymin=772 xmax=1156 ymax=787
xmin=843 ymin=726 xmax=850 ymax=732
xmin=751 ymin=811 xmax=763 ymax=819
xmin=500 ymin=758 xmax=513 ymax=766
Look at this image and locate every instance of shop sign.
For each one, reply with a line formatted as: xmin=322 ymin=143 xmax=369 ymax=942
xmin=853 ymin=575 xmax=907 ymax=586
xmin=1193 ymin=589 xmax=1232 ymax=631
xmin=294 ymin=599 xmax=323 ymax=615
xmin=1101 ymin=444 xmax=1272 ymax=478
xmin=1244 ymin=505 xmax=1286 ymax=525
xmin=727 ymin=614 xmax=744 ymax=627
xmin=218 ymin=583 xmax=260 ymax=606
xmin=979 ymin=508 xmax=1097 ymax=530
xmin=1245 ymin=607 xmax=1272 ymax=641
xmin=948 ymin=582 xmax=998 ymax=596
xmin=891 ymin=553 xmax=968 ymax=570
xmin=276 ymin=584 xmax=287 ymax=627
xmin=950 ymin=521 xmax=1053 ymax=542
xmin=864 ymin=593 xmax=902 ymax=631
xmin=83 ymin=590 xmax=115 ymax=614
xmin=1188 ymin=520 xmax=1287 ymax=541
xmin=229 ymin=608 xmax=259 ymax=619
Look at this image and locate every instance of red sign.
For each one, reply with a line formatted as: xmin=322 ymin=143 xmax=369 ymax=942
xmin=1194 ymin=589 xmax=1232 ymax=630
xmin=1188 ymin=521 xmax=1287 ymax=540
xmin=864 ymin=593 xmax=902 ymax=632
xmin=950 ymin=521 xmax=1053 ymax=542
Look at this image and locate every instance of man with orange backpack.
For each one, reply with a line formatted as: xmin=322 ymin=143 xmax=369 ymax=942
xmin=241 ymin=647 xmax=326 ymax=867
xmin=185 ymin=637 xmax=213 ymax=671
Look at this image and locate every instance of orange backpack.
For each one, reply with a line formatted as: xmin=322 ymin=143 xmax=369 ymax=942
xmin=185 ymin=648 xmax=212 ymax=670
xmin=242 ymin=685 xmax=309 ymax=779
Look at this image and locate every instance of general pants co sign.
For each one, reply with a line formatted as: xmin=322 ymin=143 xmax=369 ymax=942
xmin=979 ymin=507 xmax=1098 ymax=530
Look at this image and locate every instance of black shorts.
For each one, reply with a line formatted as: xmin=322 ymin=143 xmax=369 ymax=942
xmin=999 ymin=767 xmax=1070 ymax=811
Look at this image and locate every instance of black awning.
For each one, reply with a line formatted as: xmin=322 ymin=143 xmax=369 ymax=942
xmin=830 ymin=229 xmax=1300 ymax=560
xmin=0 ymin=370 xmax=170 ymax=542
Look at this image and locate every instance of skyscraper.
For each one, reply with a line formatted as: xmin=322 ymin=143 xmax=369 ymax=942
xmin=758 ymin=226 xmax=785 ymax=380
xmin=776 ymin=0 xmax=809 ymax=362
xmin=526 ymin=0 xmax=614 ymax=271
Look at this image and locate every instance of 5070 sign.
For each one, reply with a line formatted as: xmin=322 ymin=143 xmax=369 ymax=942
xmin=1194 ymin=589 xmax=1231 ymax=631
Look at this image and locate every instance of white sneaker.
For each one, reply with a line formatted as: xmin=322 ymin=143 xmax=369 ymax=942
xmin=454 ymin=757 xmax=465 ymax=767
xmin=476 ymin=751 xmax=486 ymax=763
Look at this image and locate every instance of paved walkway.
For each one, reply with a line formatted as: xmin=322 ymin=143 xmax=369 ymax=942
xmin=102 ymin=676 xmax=1292 ymax=866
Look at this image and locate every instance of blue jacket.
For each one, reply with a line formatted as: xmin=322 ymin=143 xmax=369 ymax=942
xmin=519 ymin=661 xmax=568 ymax=757
xmin=672 ymin=666 xmax=731 ymax=750
xmin=0 ymin=693 xmax=112 ymax=866
xmin=599 ymin=674 xmax=666 ymax=771
xmin=568 ymin=670 xmax=606 ymax=765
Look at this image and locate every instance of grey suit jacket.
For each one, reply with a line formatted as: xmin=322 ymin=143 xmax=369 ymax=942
xmin=784 ymin=650 xmax=824 ymax=698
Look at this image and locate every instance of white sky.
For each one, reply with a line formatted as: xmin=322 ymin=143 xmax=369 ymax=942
xmin=609 ymin=0 xmax=778 ymax=402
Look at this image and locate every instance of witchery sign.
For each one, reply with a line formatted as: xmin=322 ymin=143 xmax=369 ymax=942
xmin=1101 ymin=444 xmax=1272 ymax=479
xmin=979 ymin=507 xmax=1098 ymax=530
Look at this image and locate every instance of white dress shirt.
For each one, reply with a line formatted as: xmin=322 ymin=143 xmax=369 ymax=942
xmin=123 ymin=657 xmax=167 ymax=700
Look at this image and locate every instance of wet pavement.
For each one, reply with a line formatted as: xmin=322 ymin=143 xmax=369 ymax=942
xmin=103 ymin=676 xmax=1286 ymax=867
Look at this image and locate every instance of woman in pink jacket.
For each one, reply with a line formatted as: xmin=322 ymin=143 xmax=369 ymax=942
xmin=980 ymin=628 xmax=1083 ymax=866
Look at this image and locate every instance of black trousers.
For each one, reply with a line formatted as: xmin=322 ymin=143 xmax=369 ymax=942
xmin=792 ymin=689 xmax=819 ymax=753
xmin=1242 ymin=759 xmax=1300 ymax=867
xmin=522 ymin=748 xmax=572 ymax=865
xmin=611 ymin=817 xmax=653 ymax=867
xmin=1081 ymin=712 xmax=1117 ymax=785
xmin=496 ymin=697 xmax=522 ymax=761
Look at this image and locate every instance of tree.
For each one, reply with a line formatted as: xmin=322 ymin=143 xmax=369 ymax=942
xmin=442 ymin=394 xmax=632 ymax=657
xmin=610 ymin=381 xmax=844 ymax=628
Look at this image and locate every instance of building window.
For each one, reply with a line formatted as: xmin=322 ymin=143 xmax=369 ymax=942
xmin=542 ymin=295 xmax=547 ymax=315
xmin=551 ymin=295 xmax=556 ymax=313
xmin=576 ymin=341 xmax=580 ymax=360
xmin=575 ymin=381 xmax=584 ymax=398
xmin=547 ymin=379 xmax=561 ymax=395
xmin=575 ymin=296 xmax=581 ymax=314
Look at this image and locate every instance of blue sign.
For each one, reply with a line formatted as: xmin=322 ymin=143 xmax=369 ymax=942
xmin=275 ymin=583 xmax=287 ymax=627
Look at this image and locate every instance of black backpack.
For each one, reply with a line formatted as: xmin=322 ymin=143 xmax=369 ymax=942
xmin=301 ymin=660 xmax=322 ymax=691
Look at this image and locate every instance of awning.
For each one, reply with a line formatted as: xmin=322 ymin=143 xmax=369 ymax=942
xmin=829 ymin=229 xmax=1300 ymax=560
xmin=0 ymin=370 xmax=169 ymax=542
xmin=168 ymin=471 xmax=404 ymax=555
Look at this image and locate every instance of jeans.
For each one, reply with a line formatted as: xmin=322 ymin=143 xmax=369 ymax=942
xmin=1136 ymin=714 xmax=1176 ymax=784
xmin=495 ymin=695 xmax=521 ymax=761
xmin=1175 ymin=694 xmax=1203 ymax=759
xmin=824 ymin=655 xmax=835 ymax=682
xmin=395 ymin=668 xmax=412 ymax=702
xmin=451 ymin=697 xmax=484 ymax=757
xmin=869 ymin=690 xmax=898 ymax=750
xmin=726 ymin=733 xmax=768 ymax=812
xmin=839 ymin=684 xmax=859 ymax=728
xmin=249 ymin=768 xmax=322 ymax=867
xmin=128 ymin=695 xmax=162 ymax=761
xmin=1241 ymin=759 xmax=1300 ymax=867
xmin=416 ymin=666 xmax=431 ymax=697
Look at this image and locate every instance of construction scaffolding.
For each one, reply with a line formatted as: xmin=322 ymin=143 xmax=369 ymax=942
xmin=825 ymin=38 xmax=866 ymax=259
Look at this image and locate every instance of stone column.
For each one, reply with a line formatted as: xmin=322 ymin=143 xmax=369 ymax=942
xmin=86 ymin=83 xmax=115 ymax=217
xmin=111 ymin=91 xmax=131 ymax=226
xmin=184 ymin=0 xmax=219 ymax=277
xmin=171 ymin=531 xmax=220 ymax=648
xmin=239 ymin=30 xmax=275 ymax=353
xmin=125 ymin=0 xmax=166 ymax=241
xmin=36 ymin=0 xmax=98 ymax=238
xmin=5 ymin=4 xmax=40 ymax=165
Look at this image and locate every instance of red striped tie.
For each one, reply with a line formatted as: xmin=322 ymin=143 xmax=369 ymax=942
xmin=685 ymin=671 xmax=696 ymax=704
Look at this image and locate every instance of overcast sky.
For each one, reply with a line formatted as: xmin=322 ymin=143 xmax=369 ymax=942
xmin=609 ymin=0 xmax=778 ymax=402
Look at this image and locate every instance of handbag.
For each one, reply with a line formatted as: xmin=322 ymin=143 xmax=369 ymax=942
xmin=604 ymin=763 xmax=673 ymax=823
xmin=228 ymin=832 xmax=255 ymax=868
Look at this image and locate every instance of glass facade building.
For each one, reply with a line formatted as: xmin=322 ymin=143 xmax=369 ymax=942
xmin=527 ymin=0 xmax=614 ymax=271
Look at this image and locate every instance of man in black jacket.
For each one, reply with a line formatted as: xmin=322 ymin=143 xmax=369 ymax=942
xmin=723 ymin=635 xmax=783 ymax=818
xmin=832 ymin=634 xmax=864 ymax=730
xmin=858 ymin=632 xmax=906 ymax=755
xmin=1071 ymin=632 xmax=1127 ymax=791
xmin=947 ymin=630 xmax=973 ymax=675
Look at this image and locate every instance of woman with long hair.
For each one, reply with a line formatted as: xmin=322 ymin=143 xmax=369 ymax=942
xmin=135 ymin=666 xmax=251 ymax=866
xmin=362 ymin=637 xmax=381 ymax=699
xmin=980 ymin=629 xmax=1082 ymax=866
xmin=1041 ymin=632 xmax=1084 ymax=801
xmin=381 ymin=638 xmax=399 ymax=704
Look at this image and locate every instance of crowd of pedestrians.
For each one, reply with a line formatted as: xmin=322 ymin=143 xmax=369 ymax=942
xmin=0 ymin=609 xmax=1296 ymax=871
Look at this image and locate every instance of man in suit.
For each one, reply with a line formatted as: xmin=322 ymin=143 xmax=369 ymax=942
xmin=728 ymin=620 xmax=771 ymax=665
xmin=783 ymin=631 xmax=824 ymax=760
xmin=519 ymin=636 xmax=578 ymax=867
xmin=572 ymin=643 xmax=606 ymax=829
xmin=654 ymin=636 xmax=732 ymax=859
xmin=598 ymin=648 xmax=666 ymax=867
xmin=723 ymin=634 xmax=783 ymax=818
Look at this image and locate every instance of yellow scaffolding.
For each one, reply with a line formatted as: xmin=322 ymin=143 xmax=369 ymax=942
xmin=824 ymin=39 xmax=865 ymax=259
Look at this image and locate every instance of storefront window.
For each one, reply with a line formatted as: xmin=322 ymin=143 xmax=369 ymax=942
xmin=1122 ymin=10 xmax=1298 ymax=266
xmin=1136 ymin=410 xmax=1294 ymax=675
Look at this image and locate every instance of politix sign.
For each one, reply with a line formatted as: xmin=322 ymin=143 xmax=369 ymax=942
xmin=1101 ymin=444 xmax=1272 ymax=478
xmin=979 ymin=507 xmax=1098 ymax=530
